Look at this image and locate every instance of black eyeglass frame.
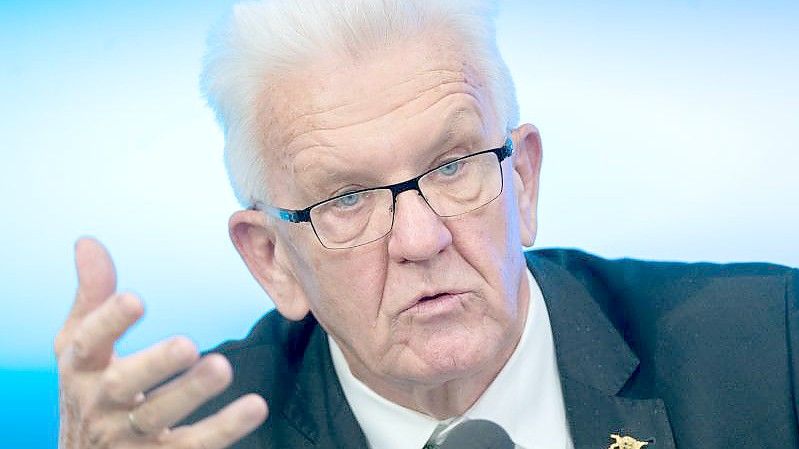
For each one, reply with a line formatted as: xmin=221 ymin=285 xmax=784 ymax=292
xmin=252 ymin=137 xmax=514 ymax=246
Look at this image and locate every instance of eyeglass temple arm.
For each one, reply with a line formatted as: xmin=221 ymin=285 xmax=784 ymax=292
xmin=252 ymin=201 xmax=311 ymax=223
xmin=499 ymin=137 xmax=513 ymax=160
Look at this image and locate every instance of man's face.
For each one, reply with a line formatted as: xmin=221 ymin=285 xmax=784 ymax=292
xmin=236 ymin=37 xmax=540 ymax=397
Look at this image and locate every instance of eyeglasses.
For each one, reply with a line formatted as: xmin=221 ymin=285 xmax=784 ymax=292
xmin=253 ymin=138 xmax=513 ymax=249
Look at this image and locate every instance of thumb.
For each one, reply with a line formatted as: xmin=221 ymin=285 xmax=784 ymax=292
xmin=74 ymin=237 xmax=117 ymax=310
xmin=55 ymin=237 xmax=118 ymax=355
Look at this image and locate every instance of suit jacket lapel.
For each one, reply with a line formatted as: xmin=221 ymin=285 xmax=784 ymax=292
xmin=526 ymin=252 xmax=676 ymax=449
xmin=280 ymin=323 xmax=370 ymax=449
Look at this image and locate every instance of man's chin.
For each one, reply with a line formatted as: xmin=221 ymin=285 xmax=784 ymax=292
xmin=396 ymin=339 xmax=502 ymax=384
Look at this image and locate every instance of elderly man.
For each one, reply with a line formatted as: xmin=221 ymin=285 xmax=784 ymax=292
xmin=55 ymin=1 xmax=799 ymax=449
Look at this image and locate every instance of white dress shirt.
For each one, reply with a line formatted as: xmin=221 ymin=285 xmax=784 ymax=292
xmin=329 ymin=271 xmax=574 ymax=449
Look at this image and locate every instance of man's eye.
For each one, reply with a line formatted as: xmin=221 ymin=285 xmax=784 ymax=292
xmin=334 ymin=192 xmax=362 ymax=208
xmin=437 ymin=161 xmax=462 ymax=176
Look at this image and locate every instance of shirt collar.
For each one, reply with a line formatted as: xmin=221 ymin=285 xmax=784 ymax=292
xmin=329 ymin=270 xmax=572 ymax=449
xmin=329 ymin=333 xmax=439 ymax=449
xmin=461 ymin=270 xmax=572 ymax=449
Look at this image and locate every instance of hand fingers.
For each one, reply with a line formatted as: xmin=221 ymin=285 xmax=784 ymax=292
xmin=164 ymin=394 xmax=268 ymax=449
xmin=99 ymin=336 xmax=199 ymax=406
xmin=69 ymin=293 xmax=144 ymax=370
xmin=56 ymin=237 xmax=118 ymax=356
xmin=129 ymin=354 xmax=234 ymax=432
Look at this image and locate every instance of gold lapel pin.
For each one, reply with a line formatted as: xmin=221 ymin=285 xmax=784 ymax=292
xmin=608 ymin=434 xmax=650 ymax=449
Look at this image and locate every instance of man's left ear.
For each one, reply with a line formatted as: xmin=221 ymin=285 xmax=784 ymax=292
xmin=228 ymin=210 xmax=312 ymax=321
xmin=510 ymin=123 xmax=543 ymax=247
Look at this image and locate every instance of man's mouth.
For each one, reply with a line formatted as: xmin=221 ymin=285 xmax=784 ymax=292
xmin=420 ymin=293 xmax=449 ymax=301
xmin=402 ymin=291 xmax=466 ymax=317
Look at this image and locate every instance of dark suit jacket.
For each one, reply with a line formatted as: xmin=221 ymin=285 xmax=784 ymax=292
xmin=189 ymin=249 xmax=799 ymax=449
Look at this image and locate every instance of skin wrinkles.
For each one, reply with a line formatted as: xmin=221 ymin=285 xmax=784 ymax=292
xmin=375 ymin=160 xmax=526 ymax=385
xmin=289 ymin=73 xmax=469 ymax=133
xmin=264 ymin=85 xmax=485 ymax=210
xmin=288 ymin=106 xmax=484 ymax=206
xmin=248 ymin=36 xmax=533 ymax=419
xmin=284 ymin=84 xmax=484 ymax=185
xmin=390 ymin=291 xmax=489 ymax=362
xmin=269 ymin=155 xmax=529 ymax=416
xmin=275 ymin=70 xmax=469 ymax=150
xmin=361 ymin=145 xmax=528 ymax=414
xmin=258 ymin=39 xmax=492 ymax=207
xmin=386 ymin=142 xmax=507 ymax=297
xmin=346 ymin=171 xmax=527 ymax=408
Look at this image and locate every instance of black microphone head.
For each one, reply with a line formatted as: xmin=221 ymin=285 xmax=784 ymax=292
xmin=438 ymin=419 xmax=514 ymax=449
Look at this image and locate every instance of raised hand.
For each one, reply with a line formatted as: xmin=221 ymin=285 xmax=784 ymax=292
xmin=55 ymin=238 xmax=268 ymax=449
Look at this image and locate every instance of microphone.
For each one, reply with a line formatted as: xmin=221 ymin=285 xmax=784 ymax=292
xmin=438 ymin=419 xmax=514 ymax=449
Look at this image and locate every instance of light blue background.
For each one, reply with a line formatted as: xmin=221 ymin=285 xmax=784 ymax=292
xmin=1 ymin=1 xmax=797 ymax=446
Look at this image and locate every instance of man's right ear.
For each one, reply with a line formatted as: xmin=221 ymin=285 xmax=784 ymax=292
xmin=228 ymin=210 xmax=311 ymax=321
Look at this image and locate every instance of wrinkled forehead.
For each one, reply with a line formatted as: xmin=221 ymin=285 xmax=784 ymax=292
xmin=259 ymin=37 xmax=501 ymax=203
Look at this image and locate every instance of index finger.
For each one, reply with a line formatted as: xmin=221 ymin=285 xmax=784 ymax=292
xmin=165 ymin=394 xmax=268 ymax=449
xmin=55 ymin=237 xmax=118 ymax=356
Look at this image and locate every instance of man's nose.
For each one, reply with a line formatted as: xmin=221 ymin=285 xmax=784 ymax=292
xmin=387 ymin=190 xmax=453 ymax=262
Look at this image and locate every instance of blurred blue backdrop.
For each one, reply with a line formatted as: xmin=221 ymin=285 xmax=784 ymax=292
xmin=1 ymin=1 xmax=797 ymax=447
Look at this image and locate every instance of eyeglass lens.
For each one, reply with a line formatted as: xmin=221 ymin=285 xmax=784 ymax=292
xmin=309 ymin=151 xmax=503 ymax=249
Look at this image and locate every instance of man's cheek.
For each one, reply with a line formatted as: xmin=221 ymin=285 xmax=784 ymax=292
xmin=455 ymin=216 xmax=505 ymax=262
xmin=318 ymin=263 xmax=385 ymax=311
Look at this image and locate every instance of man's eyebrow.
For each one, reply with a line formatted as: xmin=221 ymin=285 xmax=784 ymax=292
xmin=434 ymin=107 xmax=484 ymax=155
xmin=291 ymin=150 xmax=378 ymax=199
xmin=442 ymin=106 xmax=471 ymax=145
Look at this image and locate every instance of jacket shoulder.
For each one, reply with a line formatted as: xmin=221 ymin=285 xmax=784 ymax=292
xmin=528 ymin=249 xmax=799 ymax=421
xmin=183 ymin=310 xmax=319 ymax=426
xmin=528 ymin=247 xmax=796 ymax=326
xmin=526 ymin=248 xmax=797 ymax=381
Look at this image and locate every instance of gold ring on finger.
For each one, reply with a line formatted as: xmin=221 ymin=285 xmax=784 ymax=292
xmin=127 ymin=411 xmax=150 ymax=437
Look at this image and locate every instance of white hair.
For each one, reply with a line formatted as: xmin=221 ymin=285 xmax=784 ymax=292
xmin=201 ymin=0 xmax=520 ymax=207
